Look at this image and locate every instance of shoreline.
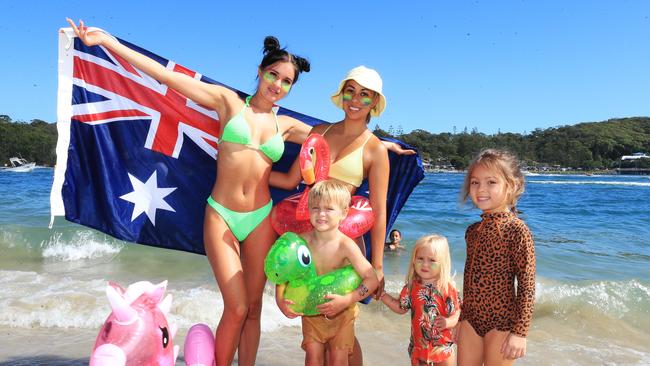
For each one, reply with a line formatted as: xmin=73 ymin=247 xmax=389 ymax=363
xmin=424 ymin=169 xmax=618 ymax=176
xmin=3 ymin=304 xmax=650 ymax=366
xmin=3 ymin=166 xmax=645 ymax=177
xmin=0 ymin=307 xmax=410 ymax=366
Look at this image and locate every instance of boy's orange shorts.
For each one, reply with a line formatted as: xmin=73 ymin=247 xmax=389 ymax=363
xmin=301 ymin=304 xmax=359 ymax=353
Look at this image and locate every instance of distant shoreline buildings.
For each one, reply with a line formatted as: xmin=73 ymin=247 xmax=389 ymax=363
xmin=621 ymin=152 xmax=649 ymax=160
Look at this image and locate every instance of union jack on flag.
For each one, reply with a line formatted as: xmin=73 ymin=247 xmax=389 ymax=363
xmin=51 ymin=28 xmax=424 ymax=255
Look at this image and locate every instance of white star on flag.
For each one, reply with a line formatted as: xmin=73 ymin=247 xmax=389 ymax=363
xmin=120 ymin=171 xmax=177 ymax=226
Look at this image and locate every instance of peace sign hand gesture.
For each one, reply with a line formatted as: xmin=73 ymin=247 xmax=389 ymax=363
xmin=66 ymin=18 xmax=107 ymax=47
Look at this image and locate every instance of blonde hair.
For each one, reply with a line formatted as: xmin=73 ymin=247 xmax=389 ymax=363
xmin=405 ymin=235 xmax=453 ymax=296
xmin=308 ymin=179 xmax=351 ymax=211
xmin=460 ymin=149 xmax=525 ymax=212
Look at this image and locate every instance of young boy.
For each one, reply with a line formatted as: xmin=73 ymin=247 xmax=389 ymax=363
xmin=275 ymin=179 xmax=379 ymax=366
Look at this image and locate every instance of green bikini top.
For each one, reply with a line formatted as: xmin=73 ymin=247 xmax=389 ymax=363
xmin=220 ymin=96 xmax=284 ymax=163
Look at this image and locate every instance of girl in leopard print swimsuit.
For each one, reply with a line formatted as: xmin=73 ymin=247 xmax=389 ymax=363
xmin=457 ymin=149 xmax=536 ymax=366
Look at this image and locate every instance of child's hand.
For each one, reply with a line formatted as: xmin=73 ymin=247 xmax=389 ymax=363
xmin=377 ymin=291 xmax=387 ymax=305
xmin=277 ymin=298 xmax=302 ymax=319
xmin=451 ymin=324 xmax=460 ymax=343
xmin=372 ymin=269 xmax=385 ymax=300
xmin=275 ymin=284 xmax=301 ymax=319
xmin=378 ymin=290 xmax=387 ymax=302
xmin=501 ymin=333 xmax=527 ymax=360
xmin=379 ymin=291 xmax=392 ymax=305
xmin=317 ymin=294 xmax=348 ymax=317
xmin=433 ymin=315 xmax=449 ymax=330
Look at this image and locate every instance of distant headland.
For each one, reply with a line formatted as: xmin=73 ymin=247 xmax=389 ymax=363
xmin=2 ymin=114 xmax=649 ymax=174
xmin=374 ymin=117 xmax=650 ymax=175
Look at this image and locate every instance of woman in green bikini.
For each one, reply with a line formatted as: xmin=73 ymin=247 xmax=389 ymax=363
xmin=68 ymin=19 xmax=312 ymax=366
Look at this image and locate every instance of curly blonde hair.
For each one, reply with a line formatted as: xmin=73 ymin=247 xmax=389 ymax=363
xmin=460 ymin=149 xmax=525 ymax=211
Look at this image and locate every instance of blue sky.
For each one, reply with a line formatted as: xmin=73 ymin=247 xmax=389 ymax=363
xmin=1 ymin=1 xmax=649 ymax=134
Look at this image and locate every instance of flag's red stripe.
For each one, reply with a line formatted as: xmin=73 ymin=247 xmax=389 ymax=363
xmin=73 ymin=56 xmax=218 ymax=130
xmin=203 ymin=137 xmax=219 ymax=150
xmin=74 ymin=109 xmax=150 ymax=123
xmin=73 ymin=55 xmax=220 ymax=155
xmin=173 ymin=63 xmax=196 ymax=77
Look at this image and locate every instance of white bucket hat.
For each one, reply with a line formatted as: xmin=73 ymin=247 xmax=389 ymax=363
xmin=331 ymin=66 xmax=386 ymax=117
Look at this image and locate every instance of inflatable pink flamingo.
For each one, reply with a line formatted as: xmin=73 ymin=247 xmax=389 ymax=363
xmin=90 ymin=281 xmax=179 ymax=366
xmin=294 ymin=133 xmax=331 ymax=220
xmin=272 ymin=133 xmax=375 ymax=238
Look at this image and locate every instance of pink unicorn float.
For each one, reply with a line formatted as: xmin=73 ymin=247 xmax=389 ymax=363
xmin=90 ymin=280 xmax=179 ymax=366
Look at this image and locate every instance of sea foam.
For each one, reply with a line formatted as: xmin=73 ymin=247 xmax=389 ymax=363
xmin=40 ymin=231 xmax=123 ymax=261
xmin=168 ymin=284 xmax=301 ymax=332
xmin=0 ymin=270 xmax=108 ymax=329
xmin=0 ymin=272 xmax=301 ymax=332
xmin=534 ymin=279 xmax=650 ymax=329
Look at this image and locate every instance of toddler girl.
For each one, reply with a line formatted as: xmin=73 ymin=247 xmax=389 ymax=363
xmin=380 ymin=234 xmax=460 ymax=366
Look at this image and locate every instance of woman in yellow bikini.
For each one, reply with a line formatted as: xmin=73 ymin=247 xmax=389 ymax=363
xmin=271 ymin=65 xmax=398 ymax=365
xmin=67 ymin=20 xmax=312 ymax=366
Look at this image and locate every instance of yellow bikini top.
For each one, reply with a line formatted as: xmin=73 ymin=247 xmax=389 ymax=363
xmin=323 ymin=124 xmax=372 ymax=188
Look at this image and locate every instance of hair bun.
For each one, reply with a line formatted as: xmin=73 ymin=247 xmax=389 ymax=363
xmin=295 ymin=56 xmax=311 ymax=73
xmin=263 ymin=36 xmax=281 ymax=54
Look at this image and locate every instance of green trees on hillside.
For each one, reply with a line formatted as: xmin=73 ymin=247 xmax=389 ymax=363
xmin=0 ymin=116 xmax=57 ymax=166
xmin=1 ymin=114 xmax=649 ymax=170
xmin=380 ymin=117 xmax=650 ymax=170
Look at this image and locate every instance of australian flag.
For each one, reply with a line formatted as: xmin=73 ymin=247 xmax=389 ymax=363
xmin=51 ymin=28 xmax=424 ymax=256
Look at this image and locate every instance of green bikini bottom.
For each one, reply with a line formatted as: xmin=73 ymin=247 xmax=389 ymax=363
xmin=206 ymin=196 xmax=273 ymax=242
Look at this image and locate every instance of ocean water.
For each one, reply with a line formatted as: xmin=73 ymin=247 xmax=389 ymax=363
xmin=1 ymin=168 xmax=649 ymax=365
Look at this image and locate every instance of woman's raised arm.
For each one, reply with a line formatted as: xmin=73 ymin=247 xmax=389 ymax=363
xmin=67 ymin=19 xmax=235 ymax=118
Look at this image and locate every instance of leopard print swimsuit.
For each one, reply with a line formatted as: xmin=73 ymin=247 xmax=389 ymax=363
xmin=460 ymin=211 xmax=536 ymax=337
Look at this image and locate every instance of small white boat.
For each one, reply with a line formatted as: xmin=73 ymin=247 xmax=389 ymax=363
xmin=3 ymin=157 xmax=36 ymax=172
